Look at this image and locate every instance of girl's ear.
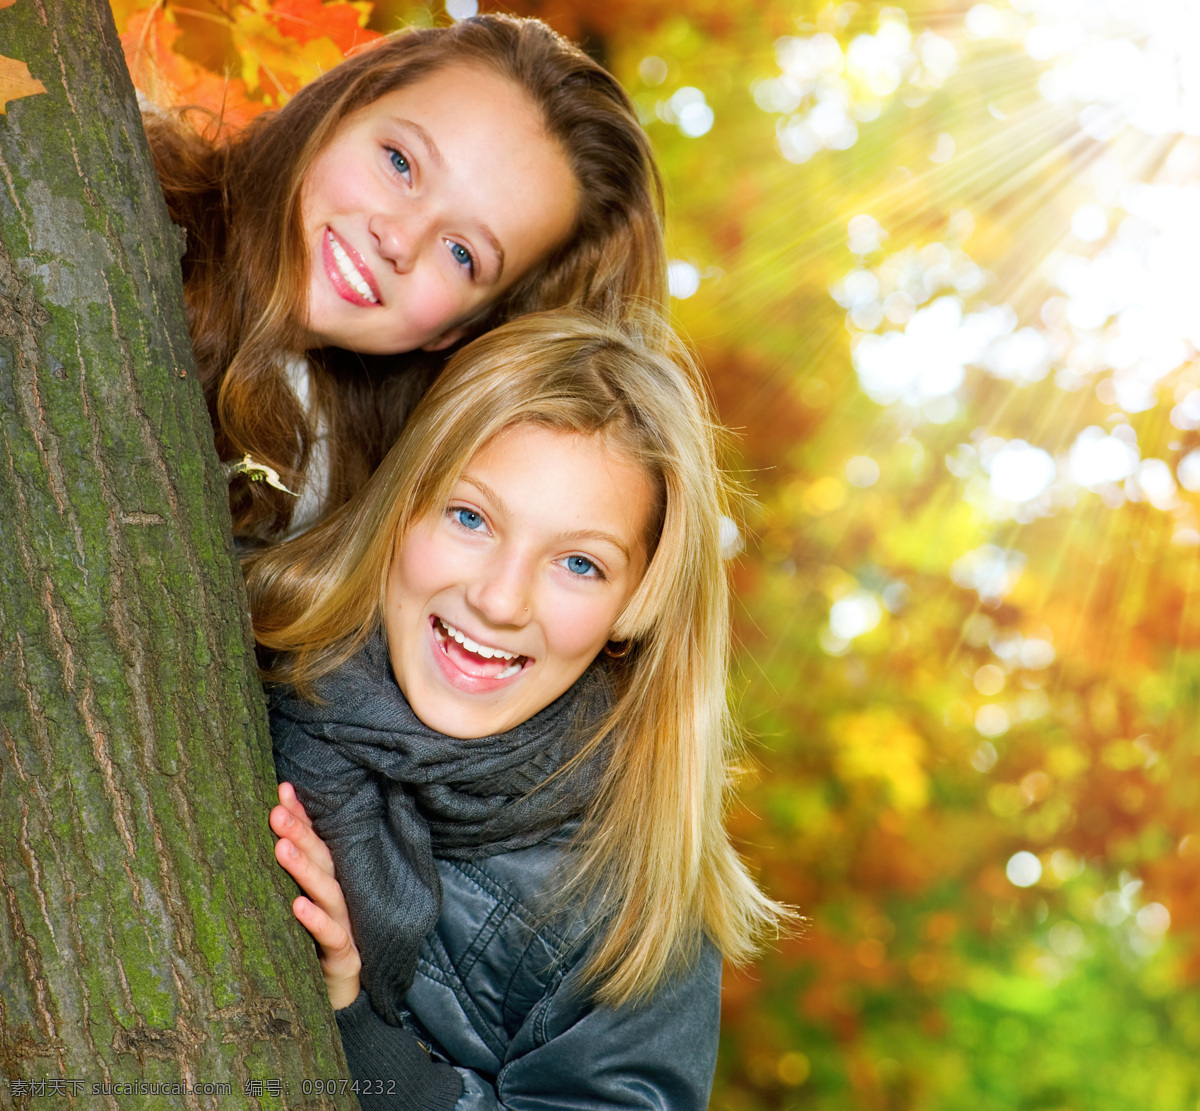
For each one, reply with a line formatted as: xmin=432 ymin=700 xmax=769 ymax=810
xmin=420 ymin=321 xmax=471 ymax=352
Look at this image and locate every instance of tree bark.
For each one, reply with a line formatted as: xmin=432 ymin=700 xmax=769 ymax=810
xmin=0 ymin=2 xmax=355 ymax=1106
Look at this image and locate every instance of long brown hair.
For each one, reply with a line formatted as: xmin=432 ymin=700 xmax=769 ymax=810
xmin=246 ymin=310 xmax=783 ymax=1006
xmin=144 ymin=15 xmax=667 ymax=537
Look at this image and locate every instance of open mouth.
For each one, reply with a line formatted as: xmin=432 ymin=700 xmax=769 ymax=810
xmin=325 ymin=228 xmax=380 ymax=305
xmin=432 ymin=616 xmax=526 ymax=680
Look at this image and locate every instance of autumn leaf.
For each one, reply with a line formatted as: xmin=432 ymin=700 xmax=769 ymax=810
xmin=226 ymin=1 xmax=380 ymax=104
xmin=266 ymin=0 xmax=380 ymax=54
xmin=226 ymin=5 xmax=344 ymax=102
xmin=107 ymin=0 xmax=155 ymax=26
xmin=0 ymin=54 xmax=46 ymax=114
xmin=120 ymin=7 xmax=260 ymax=126
xmin=114 ymin=1 xmax=382 ymax=116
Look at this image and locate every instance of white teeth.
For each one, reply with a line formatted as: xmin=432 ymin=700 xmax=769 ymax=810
xmin=439 ymin=619 xmax=517 ymax=662
xmin=327 ymin=230 xmax=378 ymax=303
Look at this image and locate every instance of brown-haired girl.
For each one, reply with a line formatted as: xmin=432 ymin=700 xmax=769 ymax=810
xmin=145 ymin=14 xmax=666 ymax=538
xmin=248 ymin=310 xmax=782 ymax=1108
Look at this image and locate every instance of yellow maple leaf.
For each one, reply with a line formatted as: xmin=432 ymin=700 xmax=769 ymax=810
xmin=108 ymin=0 xmax=158 ymax=28
xmin=0 ymin=54 xmax=46 ymax=114
xmin=228 ymin=3 xmax=364 ymax=103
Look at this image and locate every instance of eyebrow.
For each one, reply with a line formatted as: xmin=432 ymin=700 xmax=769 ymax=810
xmin=460 ymin=476 xmax=634 ymax=561
xmin=393 ymin=118 xmax=506 ymax=281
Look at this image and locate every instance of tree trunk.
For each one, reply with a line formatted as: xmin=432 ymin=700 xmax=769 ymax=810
xmin=0 ymin=2 xmax=355 ymax=1106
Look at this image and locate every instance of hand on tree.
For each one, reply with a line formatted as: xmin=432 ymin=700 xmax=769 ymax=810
xmin=270 ymin=782 xmax=362 ymax=1010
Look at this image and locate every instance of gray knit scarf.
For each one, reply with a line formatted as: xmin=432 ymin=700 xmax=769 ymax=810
xmin=269 ymin=632 xmax=612 ymax=1025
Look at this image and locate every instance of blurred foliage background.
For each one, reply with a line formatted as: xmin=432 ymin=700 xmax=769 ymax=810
xmin=113 ymin=1 xmax=1200 ymax=1106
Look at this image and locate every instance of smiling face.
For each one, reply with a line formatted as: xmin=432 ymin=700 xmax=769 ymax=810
xmin=384 ymin=423 xmax=655 ymax=738
xmin=299 ymin=63 xmax=579 ymax=355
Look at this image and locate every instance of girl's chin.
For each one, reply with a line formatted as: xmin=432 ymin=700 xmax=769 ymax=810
xmin=408 ymin=691 xmax=526 ymax=740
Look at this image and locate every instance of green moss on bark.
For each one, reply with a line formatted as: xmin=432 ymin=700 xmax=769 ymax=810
xmin=0 ymin=2 xmax=355 ymax=1105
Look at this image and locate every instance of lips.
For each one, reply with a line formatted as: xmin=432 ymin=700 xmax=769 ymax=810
xmin=321 ymin=227 xmax=382 ymax=308
xmin=431 ymin=616 xmax=528 ymax=683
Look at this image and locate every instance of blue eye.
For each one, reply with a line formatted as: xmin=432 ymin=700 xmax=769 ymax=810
xmin=455 ymin=508 xmax=484 ymax=531
xmin=448 ymin=240 xmax=475 ymax=275
xmin=388 ymin=147 xmax=411 ymax=181
xmin=565 ymin=555 xmax=597 ymax=577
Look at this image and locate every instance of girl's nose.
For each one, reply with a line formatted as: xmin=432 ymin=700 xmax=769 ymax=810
xmin=465 ymin=552 xmax=534 ymax=628
xmin=369 ymin=208 xmax=431 ymax=273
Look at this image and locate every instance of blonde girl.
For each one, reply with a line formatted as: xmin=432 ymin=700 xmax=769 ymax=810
xmin=144 ymin=15 xmax=665 ymax=538
xmin=247 ymin=310 xmax=779 ymax=1109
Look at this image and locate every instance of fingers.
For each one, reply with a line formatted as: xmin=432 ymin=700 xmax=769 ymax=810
xmin=270 ymin=789 xmax=335 ymax=879
xmin=270 ymin=784 xmax=362 ymax=1010
xmin=292 ymin=895 xmax=358 ymax=968
xmin=274 ymin=834 xmax=348 ymax=923
xmin=277 ymin=781 xmax=313 ymax=830
xmin=292 ymin=895 xmax=362 ymax=1011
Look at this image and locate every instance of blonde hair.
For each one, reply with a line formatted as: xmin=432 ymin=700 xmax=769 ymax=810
xmin=246 ymin=310 xmax=780 ymax=1005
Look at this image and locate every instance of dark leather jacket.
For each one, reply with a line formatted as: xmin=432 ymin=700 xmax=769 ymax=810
xmin=337 ymin=829 xmax=723 ymax=1110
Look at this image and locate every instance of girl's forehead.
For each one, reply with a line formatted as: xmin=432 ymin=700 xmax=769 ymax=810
xmin=469 ymin=423 xmax=642 ymax=471
xmin=350 ymin=61 xmax=526 ymax=126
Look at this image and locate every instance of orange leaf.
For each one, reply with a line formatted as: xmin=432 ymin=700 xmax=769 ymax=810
xmin=0 ymin=0 xmax=16 ymax=9
xmin=266 ymin=0 xmax=380 ymax=55
xmin=121 ymin=8 xmax=262 ymax=127
xmin=0 ymin=54 xmax=46 ymax=114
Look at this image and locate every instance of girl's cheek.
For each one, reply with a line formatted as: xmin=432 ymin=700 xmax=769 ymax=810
xmin=401 ymin=273 xmax=468 ymax=340
xmin=392 ymin=529 xmax=450 ymax=598
xmin=545 ymin=594 xmax=621 ymax=663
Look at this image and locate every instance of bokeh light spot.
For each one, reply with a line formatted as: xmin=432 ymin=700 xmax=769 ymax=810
xmin=718 ymin=515 xmax=743 ymax=559
xmin=1135 ymin=458 xmax=1178 ymax=509
xmin=1007 ymin=851 xmax=1042 ymax=887
xmin=951 ymin=545 xmax=1025 ymax=604
xmin=845 ymin=455 xmax=880 ymax=487
xmin=777 ymin=1052 xmax=811 ymax=1086
xmin=830 ymin=590 xmax=883 ymax=640
xmin=965 ymin=3 xmax=1003 ymax=39
xmin=804 ymin=476 xmax=847 ymax=515
xmin=987 ymin=440 xmax=1056 ymax=502
xmin=848 ymin=214 xmax=886 ymax=255
xmin=1137 ymin=903 xmax=1170 ymax=936
xmin=1019 ymin=638 xmax=1056 ymax=670
xmin=667 ymin=260 xmax=701 ymax=299
xmin=1067 ymin=426 xmax=1139 ymax=487
xmin=975 ymin=704 xmax=1010 ymax=737
xmin=974 ymin=664 xmax=1005 ymax=696
xmin=1071 ymin=203 xmax=1108 ymax=242
xmin=971 ymin=741 xmax=998 ymax=773
xmin=1176 ymin=449 xmax=1200 ymax=491
xmin=638 ymin=56 xmax=668 ymax=86
xmin=678 ymin=101 xmax=714 ymax=137
xmin=929 ymin=132 xmax=956 ymax=163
